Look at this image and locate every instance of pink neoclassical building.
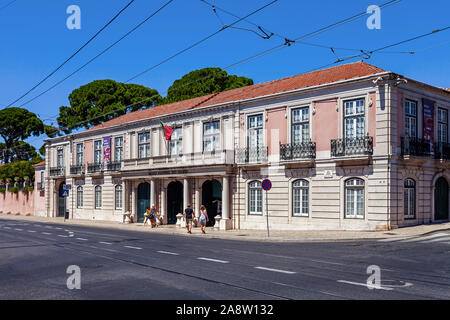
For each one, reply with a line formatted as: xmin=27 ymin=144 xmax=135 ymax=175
xmin=40 ymin=62 xmax=450 ymax=230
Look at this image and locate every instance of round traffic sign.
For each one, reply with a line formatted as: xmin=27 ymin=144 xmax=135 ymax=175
xmin=262 ymin=179 xmax=272 ymax=191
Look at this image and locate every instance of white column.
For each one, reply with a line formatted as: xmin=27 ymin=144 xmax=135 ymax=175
xmin=183 ymin=178 xmax=189 ymax=210
xmin=220 ymin=175 xmax=232 ymax=230
xmin=122 ymin=181 xmax=127 ymax=214
xmin=131 ymin=181 xmax=136 ymax=219
xmin=194 ymin=180 xmax=200 ymax=218
xmin=160 ymin=183 xmax=166 ymax=224
xmin=150 ymin=179 xmax=156 ymax=206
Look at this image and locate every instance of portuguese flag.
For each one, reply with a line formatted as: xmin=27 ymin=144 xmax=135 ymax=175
xmin=160 ymin=121 xmax=174 ymax=141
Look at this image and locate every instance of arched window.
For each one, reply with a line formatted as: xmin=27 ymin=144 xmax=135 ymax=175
xmin=115 ymin=185 xmax=123 ymax=210
xmin=95 ymin=186 xmax=102 ymax=209
xmin=345 ymin=178 xmax=365 ymax=218
xmin=292 ymin=179 xmax=309 ymax=216
xmin=404 ymin=179 xmax=416 ymax=219
xmin=248 ymin=181 xmax=262 ymax=215
xmin=76 ymin=186 xmax=83 ymax=208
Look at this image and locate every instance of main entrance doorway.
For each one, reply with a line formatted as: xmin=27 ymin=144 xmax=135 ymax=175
xmin=57 ymin=183 xmax=66 ymax=217
xmin=435 ymin=177 xmax=449 ymax=220
xmin=201 ymin=179 xmax=222 ymax=227
xmin=137 ymin=182 xmax=150 ymax=223
xmin=167 ymin=181 xmax=183 ymax=224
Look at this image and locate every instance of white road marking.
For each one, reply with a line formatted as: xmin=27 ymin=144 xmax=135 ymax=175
xmin=76 ymin=238 xmax=88 ymax=241
xmin=124 ymin=246 xmax=142 ymax=250
xmin=15 ymin=228 xmax=23 ymax=231
xmin=4 ymin=227 xmax=11 ymax=229
xmin=27 ymin=230 xmax=36 ymax=233
xmin=422 ymin=236 xmax=450 ymax=243
xmin=157 ymin=250 xmax=179 ymax=256
xmin=401 ymin=233 xmax=449 ymax=243
xmin=54 ymin=227 xmax=62 ymax=230
xmin=198 ymin=257 xmax=229 ymax=264
xmin=42 ymin=232 xmax=51 ymax=235
xmin=58 ymin=235 xmax=68 ymax=238
xmin=254 ymin=266 xmax=296 ymax=274
xmin=99 ymin=241 xmax=112 ymax=245
xmin=337 ymin=280 xmax=393 ymax=291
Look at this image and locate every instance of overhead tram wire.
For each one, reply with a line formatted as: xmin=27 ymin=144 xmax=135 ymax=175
xmin=0 ymin=0 xmax=18 ymax=12
xmin=17 ymin=0 xmax=175 ymax=109
xmin=2 ymin=0 xmax=412 ymax=155
xmin=124 ymin=0 xmax=279 ymax=83
xmin=13 ymin=28 xmax=445 ymax=159
xmin=10 ymin=0 xmax=404 ymax=147
xmin=5 ymin=0 xmax=136 ymax=108
xmin=4 ymin=28 xmax=449 ymax=160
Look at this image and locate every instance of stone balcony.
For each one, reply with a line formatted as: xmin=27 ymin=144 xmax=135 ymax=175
xmin=122 ymin=150 xmax=234 ymax=171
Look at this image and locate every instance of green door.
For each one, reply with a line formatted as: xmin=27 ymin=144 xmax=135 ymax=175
xmin=435 ymin=177 xmax=449 ymax=220
xmin=137 ymin=182 xmax=150 ymax=223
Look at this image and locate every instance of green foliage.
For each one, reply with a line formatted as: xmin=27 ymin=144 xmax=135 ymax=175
xmin=21 ymin=186 xmax=34 ymax=194
xmin=0 ymin=161 xmax=35 ymax=183
xmin=0 ymin=141 xmax=42 ymax=163
xmin=57 ymin=80 xmax=163 ymax=134
xmin=0 ymin=187 xmax=6 ymax=193
xmin=164 ymin=67 xmax=253 ymax=104
xmin=9 ymin=186 xmax=19 ymax=194
xmin=0 ymin=107 xmax=45 ymax=163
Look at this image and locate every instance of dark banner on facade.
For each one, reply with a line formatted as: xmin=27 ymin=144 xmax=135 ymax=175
xmin=423 ymin=98 xmax=435 ymax=153
xmin=103 ymin=136 xmax=111 ymax=165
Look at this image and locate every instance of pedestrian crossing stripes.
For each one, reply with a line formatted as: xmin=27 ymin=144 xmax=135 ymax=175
xmin=378 ymin=232 xmax=450 ymax=245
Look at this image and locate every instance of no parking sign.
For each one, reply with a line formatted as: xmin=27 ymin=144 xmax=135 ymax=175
xmin=261 ymin=179 xmax=272 ymax=191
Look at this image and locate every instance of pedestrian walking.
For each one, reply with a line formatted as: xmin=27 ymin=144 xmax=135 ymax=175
xmin=184 ymin=204 xmax=194 ymax=234
xmin=143 ymin=206 xmax=151 ymax=226
xmin=149 ymin=205 xmax=157 ymax=228
xmin=199 ymin=205 xmax=209 ymax=234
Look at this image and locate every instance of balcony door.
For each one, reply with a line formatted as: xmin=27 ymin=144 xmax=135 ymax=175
xmin=247 ymin=114 xmax=263 ymax=162
xmin=344 ymin=99 xmax=365 ymax=139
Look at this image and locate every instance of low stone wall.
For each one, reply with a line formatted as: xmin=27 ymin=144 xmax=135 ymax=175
xmin=0 ymin=191 xmax=34 ymax=216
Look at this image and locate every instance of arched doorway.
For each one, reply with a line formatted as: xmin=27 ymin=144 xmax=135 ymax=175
xmin=201 ymin=179 xmax=222 ymax=227
xmin=58 ymin=182 xmax=66 ymax=217
xmin=167 ymin=181 xmax=183 ymax=224
xmin=137 ymin=182 xmax=150 ymax=223
xmin=435 ymin=177 xmax=449 ymax=220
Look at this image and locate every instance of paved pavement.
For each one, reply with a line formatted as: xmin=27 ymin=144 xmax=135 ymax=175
xmin=1 ymin=215 xmax=450 ymax=300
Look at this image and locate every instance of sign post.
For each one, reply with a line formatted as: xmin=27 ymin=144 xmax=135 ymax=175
xmin=261 ymin=179 xmax=272 ymax=237
xmin=61 ymin=185 xmax=70 ymax=222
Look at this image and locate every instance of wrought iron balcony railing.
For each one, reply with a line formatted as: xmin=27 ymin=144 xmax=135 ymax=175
xmin=236 ymin=146 xmax=268 ymax=164
xmin=87 ymin=163 xmax=103 ymax=173
xmin=401 ymin=137 xmax=432 ymax=157
xmin=49 ymin=167 xmax=65 ymax=177
xmin=280 ymin=141 xmax=316 ymax=160
xmin=331 ymin=136 xmax=373 ymax=157
xmin=70 ymin=165 xmax=84 ymax=175
xmin=434 ymin=142 xmax=450 ymax=160
xmin=105 ymin=161 xmax=122 ymax=172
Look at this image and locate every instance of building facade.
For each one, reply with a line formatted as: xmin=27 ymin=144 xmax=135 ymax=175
xmin=41 ymin=62 xmax=450 ymax=230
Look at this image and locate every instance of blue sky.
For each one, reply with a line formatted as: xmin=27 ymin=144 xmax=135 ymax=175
xmin=0 ymin=0 xmax=449 ymax=151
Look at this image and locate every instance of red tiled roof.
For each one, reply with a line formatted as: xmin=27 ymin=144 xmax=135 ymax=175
xmin=91 ymin=61 xmax=386 ymax=131
xmin=33 ymin=160 xmax=45 ymax=168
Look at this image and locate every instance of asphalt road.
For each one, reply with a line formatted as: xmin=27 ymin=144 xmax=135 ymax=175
xmin=1 ymin=217 xmax=449 ymax=300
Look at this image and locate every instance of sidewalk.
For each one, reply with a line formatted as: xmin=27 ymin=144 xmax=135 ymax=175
xmin=1 ymin=213 xmax=449 ymax=242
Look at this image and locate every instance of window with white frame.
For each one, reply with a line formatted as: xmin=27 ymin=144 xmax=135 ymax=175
xmin=95 ymin=186 xmax=102 ymax=209
xmin=404 ymin=179 xmax=416 ymax=219
xmin=292 ymin=179 xmax=309 ymax=216
xmin=40 ymin=171 xmax=44 ymax=190
xmin=76 ymin=143 xmax=83 ymax=166
xmin=114 ymin=136 xmax=123 ymax=162
xmin=94 ymin=140 xmax=102 ymax=164
xmin=345 ymin=178 xmax=365 ymax=218
xmin=138 ymin=132 xmax=150 ymax=158
xmin=57 ymin=149 xmax=64 ymax=167
xmin=248 ymin=180 xmax=262 ymax=215
xmin=115 ymin=185 xmax=123 ymax=210
xmin=438 ymin=108 xmax=448 ymax=143
xmin=203 ymin=121 xmax=220 ymax=152
xmin=292 ymin=107 xmax=309 ymax=144
xmin=248 ymin=114 xmax=264 ymax=149
xmin=404 ymin=100 xmax=418 ymax=138
xmin=344 ymin=99 xmax=365 ymax=138
xmin=77 ymin=186 xmax=83 ymax=208
xmin=169 ymin=127 xmax=183 ymax=155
